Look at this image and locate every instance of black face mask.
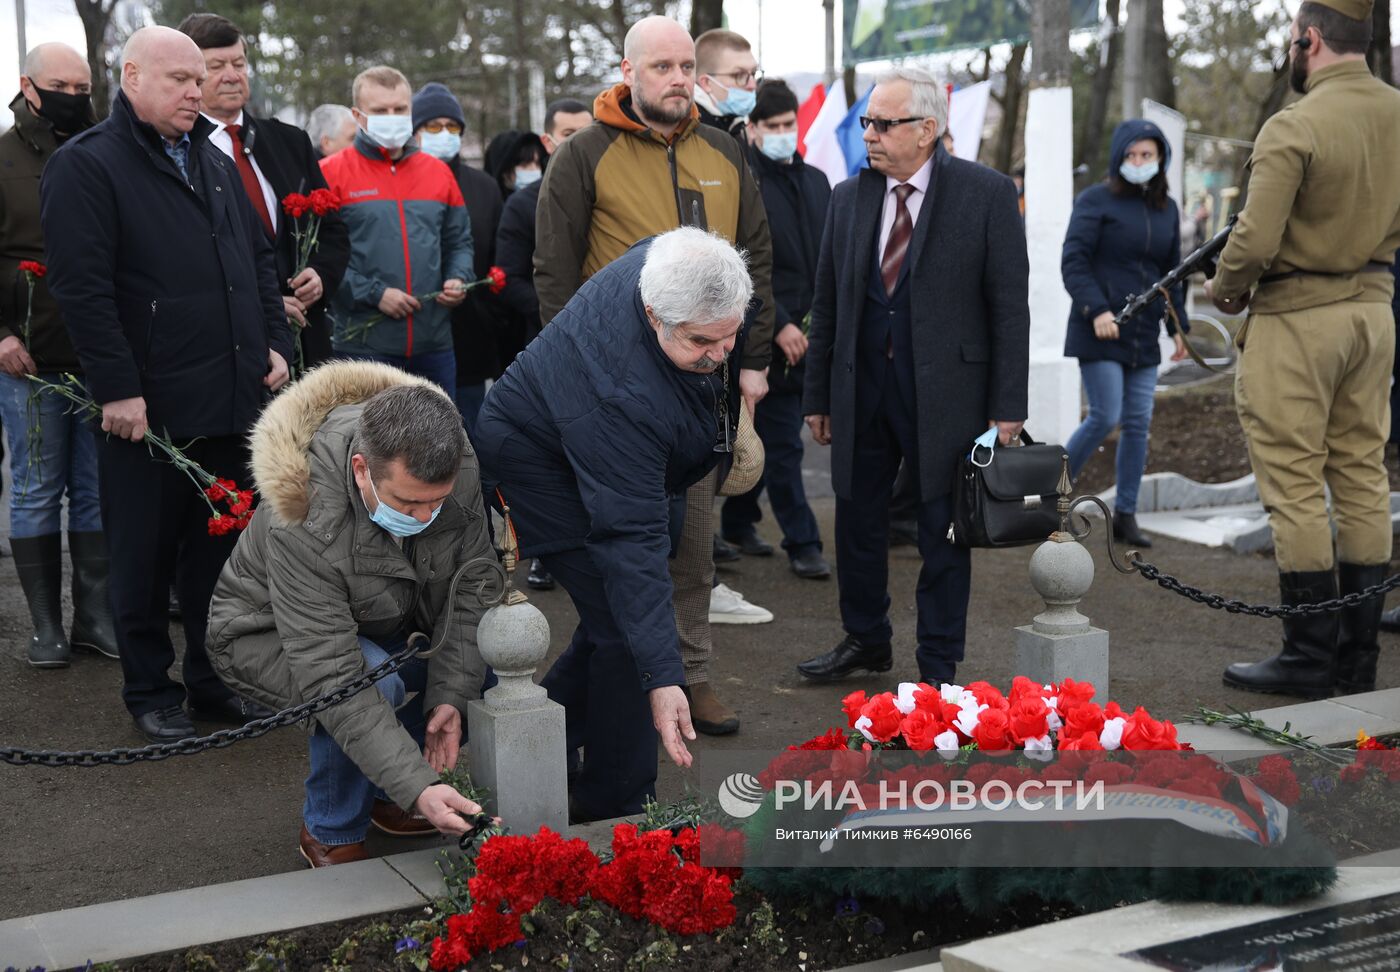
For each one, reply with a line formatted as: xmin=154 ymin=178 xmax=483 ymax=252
xmin=32 ymin=87 xmax=94 ymax=135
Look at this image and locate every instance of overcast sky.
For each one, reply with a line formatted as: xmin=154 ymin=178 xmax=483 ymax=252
xmin=2 ymin=0 xmax=1396 ymax=126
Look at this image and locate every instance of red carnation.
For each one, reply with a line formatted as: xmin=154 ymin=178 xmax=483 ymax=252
xmin=971 ymin=707 xmax=1015 ymax=751
xmin=1008 ymin=694 xmax=1050 ymax=743
xmin=1121 ymin=707 xmax=1180 ymax=751
xmin=857 ymin=693 xmax=903 ymax=743
xmin=487 ymin=265 xmax=507 ymax=294
xmin=795 ymin=727 xmax=849 ymax=751
xmin=18 ymin=260 xmax=46 ymax=278
xmin=308 ymin=187 xmax=342 ymax=216
xmin=841 ymin=690 xmax=868 ymax=728
xmin=281 ymin=192 xmax=310 ymax=218
xmin=1062 ymin=701 xmax=1106 ymax=741
xmin=1055 ymin=677 xmax=1097 ymax=716
xmin=965 ymin=680 xmax=1009 ymax=711
xmin=899 ymin=707 xmax=942 ymax=751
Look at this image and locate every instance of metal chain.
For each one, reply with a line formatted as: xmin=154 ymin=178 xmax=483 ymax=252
xmin=0 ymin=637 xmax=425 ymax=768
xmin=1 ymin=554 xmax=509 ymax=769
xmin=1131 ymin=556 xmax=1400 ymax=618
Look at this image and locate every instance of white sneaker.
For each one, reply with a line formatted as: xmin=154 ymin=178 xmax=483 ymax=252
xmin=709 ymin=583 xmax=774 ymax=624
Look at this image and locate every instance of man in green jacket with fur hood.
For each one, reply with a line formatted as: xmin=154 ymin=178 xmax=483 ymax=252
xmin=207 ymin=361 xmax=493 ymax=866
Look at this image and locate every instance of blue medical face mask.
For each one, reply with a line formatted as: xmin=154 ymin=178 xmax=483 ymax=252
xmin=758 ymin=131 xmax=798 ymax=162
xmin=367 ymin=474 xmax=440 ymax=537
xmin=364 ymin=113 xmax=413 ymax=151
xmin=710 ymin=80 xmax=756 ymax=117
xmin=514 ymin=166 xmax=542 ymax=188
xmin=1119 ymin=159 xmax=1159 ymax=186
xmin=419 ymin=130 xmax=462 ymax=161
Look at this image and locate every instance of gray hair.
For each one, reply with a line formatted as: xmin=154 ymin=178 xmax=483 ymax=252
xmin=639 ymin=227 xmax=753 ymax=335
xmin=307 ymin=104 xmax=354 ymax=149
xmin=356 ymin=384 xmax=466 ymax=484
xmin=875 ymin=65 xmax=949 ymax=136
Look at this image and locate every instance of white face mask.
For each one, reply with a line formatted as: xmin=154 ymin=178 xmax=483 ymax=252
xmin=364 ymin=114 xmax=413 ymax=150
xmin=514 ymin=166 xmax=542 ymax=188
xmin=419 ymin=130 xmax=462 ymax=160
xmin=759 ymin=131 xmax=798 ymax=162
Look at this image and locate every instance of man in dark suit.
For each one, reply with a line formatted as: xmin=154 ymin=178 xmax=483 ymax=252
xmin=41 ymin=26 xmax=293 ymax=740
xmin=178 ymin=13 xmax=350 ymax=371
xmin=799 ymin=66 xmax=1029 ymax=686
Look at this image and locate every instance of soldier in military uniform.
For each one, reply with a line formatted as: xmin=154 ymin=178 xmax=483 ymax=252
xmin=1207 ymin=0 xmax=1400 ymax=698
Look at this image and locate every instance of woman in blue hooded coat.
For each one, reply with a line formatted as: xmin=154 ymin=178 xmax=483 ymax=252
xmin=1061 ymin=118 xmax=1188 ymax=548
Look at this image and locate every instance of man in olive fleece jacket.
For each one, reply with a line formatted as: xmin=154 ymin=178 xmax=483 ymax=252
xmin=532 ymin=15 xmax=776 ymax=738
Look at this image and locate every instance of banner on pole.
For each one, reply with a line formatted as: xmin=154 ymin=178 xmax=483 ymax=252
xmin=844 ymin=0 xmax=1100 ymax=64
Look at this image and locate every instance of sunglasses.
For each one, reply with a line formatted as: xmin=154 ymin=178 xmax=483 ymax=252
xmin=859 ymin=116 xmax=928 ymax=134
xmin=419 ymin=121 xmax=463 ymax=135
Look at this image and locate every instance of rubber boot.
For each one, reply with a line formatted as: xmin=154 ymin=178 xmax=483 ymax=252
xmin=1336 ymin=562 xmax=1385 ymax=695
xmin=684 ymin=682 xmax=740 ymax=735
xmin=68 ymin=531 xmax=120 ymax=659
xmin=1223 ymin=569 xmax=1339 ymax=699
xmin=12 ymin=534 xmax=71 ymax=669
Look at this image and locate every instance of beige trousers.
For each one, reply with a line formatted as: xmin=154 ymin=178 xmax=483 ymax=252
xmin=1235 ymin=299 xmax=1394 ymax=572
xmin=671 ymin=469 xmax=717 ymax=685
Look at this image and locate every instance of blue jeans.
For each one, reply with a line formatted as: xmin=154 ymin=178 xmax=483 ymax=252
xmin=1066 ymin=360 xmax=1158 ymax=514
xmin=0 ymin=371 xmax=101 ymax=537
xmin=720 ymin=387 xmax=822 ymax=557
xmin=337 ymin=349 xmax=457 ymax=395
xmin=304 ymin=636 xmax=427 ymax=844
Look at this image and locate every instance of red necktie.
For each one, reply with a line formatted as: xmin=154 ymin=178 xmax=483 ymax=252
xmin=880 ymin=183 xmax=915 ymax=297
xmin=225 ymin=123 xmax=275 ymax=238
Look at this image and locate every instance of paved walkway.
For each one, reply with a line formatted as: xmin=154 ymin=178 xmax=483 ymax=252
xmin=2 ymin=439 xmax=1398 ymax=920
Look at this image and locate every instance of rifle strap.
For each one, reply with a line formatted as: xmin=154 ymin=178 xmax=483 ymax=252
xmin=1157 ymin=285 xmax=1232 ymax=375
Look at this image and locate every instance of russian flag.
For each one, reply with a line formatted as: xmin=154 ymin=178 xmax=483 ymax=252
xmin=800 ymin=81 xmax=850 ymax=188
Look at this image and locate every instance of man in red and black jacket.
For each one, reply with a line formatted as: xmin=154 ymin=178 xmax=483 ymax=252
xmin=320 ymin=66 xmax=473 ymax=393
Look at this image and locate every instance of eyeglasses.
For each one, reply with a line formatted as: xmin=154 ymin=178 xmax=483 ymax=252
xmin=710 ymin=69 xmax=764 ymax=87
xmin=419 ymin=121 xmax=463 ymax=135
xmin=859 ymin=116 xmax=928 ymax=134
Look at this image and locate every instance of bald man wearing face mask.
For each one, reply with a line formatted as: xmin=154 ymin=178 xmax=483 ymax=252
xmin=0 ymin=43 xmax=117 ymax=671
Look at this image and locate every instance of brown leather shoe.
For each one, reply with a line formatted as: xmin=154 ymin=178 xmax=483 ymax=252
xmin=298 ymin=824 xmax=368 ymax=867
xmin=371 ymin=799 xmax=437 ymax=837
xmin=685 ymin=682 xmax=740 ymax=735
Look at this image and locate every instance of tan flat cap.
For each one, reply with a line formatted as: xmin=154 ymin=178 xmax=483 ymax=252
xmin=1306 ymin=0 xmax=1374 ymax=22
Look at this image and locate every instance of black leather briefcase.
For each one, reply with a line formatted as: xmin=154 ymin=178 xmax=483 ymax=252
xmin=948 ymin=432 xmax=1067 ymax=548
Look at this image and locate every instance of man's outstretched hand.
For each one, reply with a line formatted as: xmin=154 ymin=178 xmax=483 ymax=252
xmin=423 ymin=703 xmax=462 ymax=773
xmin=650 ymin=685 xmax=695 ymax=769
xmin=414 ymin=783 xmax=493 ymax=837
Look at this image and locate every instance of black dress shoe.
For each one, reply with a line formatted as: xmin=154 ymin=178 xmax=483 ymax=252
xmin=790 ymin=551 xmax=831 ymax=579
xmin=1112 ymin=512 xmax=1153 ymax=549
xmin=712 ymin=534 xmax=740 ymax=563
xmin=189 ymin=694 xmax=277 ymax=725
xmin=797 ymin=635 xmax=893 ymax=682
xmin=1380 ymin=605 xmax=1400 ymax=634
xmin=527 ymin=559 xmax=556 ymax=591
xmin=134 ymin=704 xmax=196 ymax=742
xmin=724 ymin=529 xmax=774 ymax=557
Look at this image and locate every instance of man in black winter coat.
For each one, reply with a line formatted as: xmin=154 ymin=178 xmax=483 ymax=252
xmin=799 ymin=66 xmax=1028 ymax=687
xmin=179 ymin=13 xmax=349 ymax=372
xmin=409 ymin=82 xmax=505 ymax=440
xmin=495 ymin=98 xmax=593 ymax=340
xmin=719 ymin=81 xmax=830 ymax=580
xmin=41 ymin=26 xmax=293 ymax=742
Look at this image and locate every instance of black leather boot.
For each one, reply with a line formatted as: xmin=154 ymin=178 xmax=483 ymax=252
xmin=1336 ymin=562 xmax=1386 ymax=695
xmin=12 ymin=534 xmax=71 ymax=668
xmin=1112 ymin=512 xmax=1153 ymax=549
xmin=1223 ymin=569 xmax=1339 ymax=698
xmin=68 ymin=531 xmax=120 ymax=659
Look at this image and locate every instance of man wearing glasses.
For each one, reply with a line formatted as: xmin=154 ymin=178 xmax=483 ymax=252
xmin=694 ymin=29 xmax=761 ymax=144
xmin=799 ymin=66 xmax=1029 ymax=688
